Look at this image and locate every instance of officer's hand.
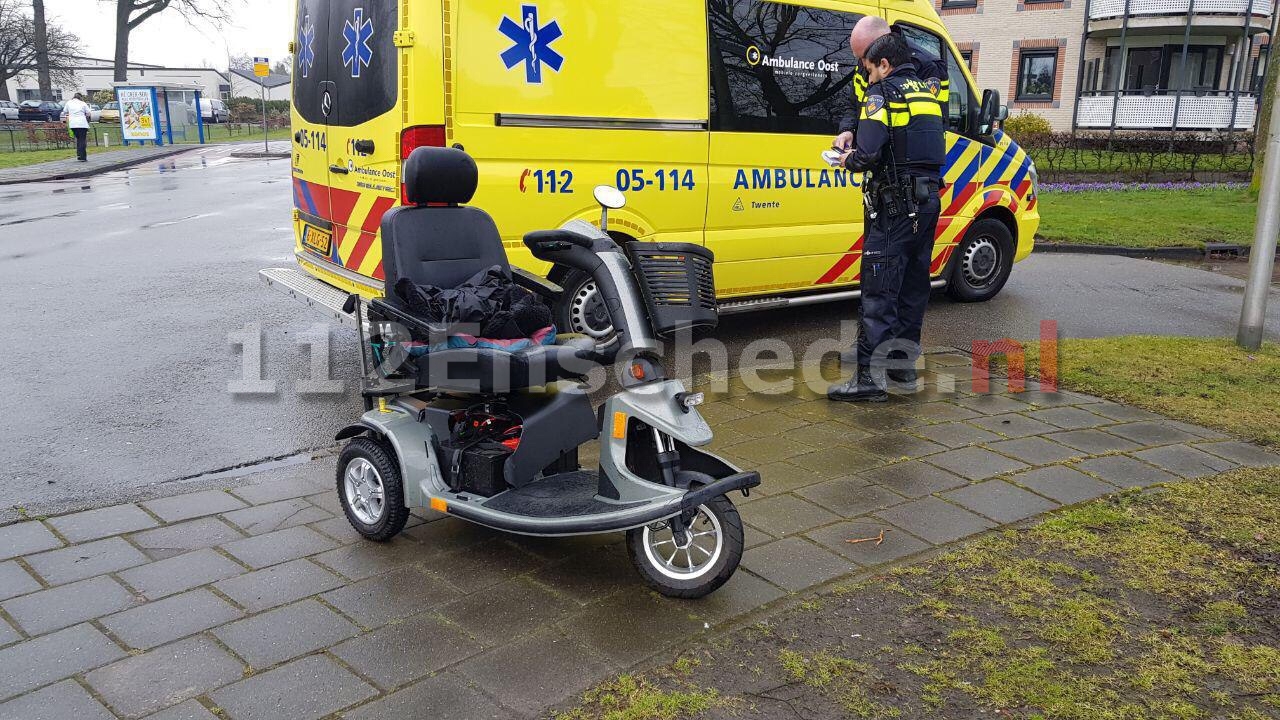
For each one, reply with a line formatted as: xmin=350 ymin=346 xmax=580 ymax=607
xmin=838 ymin=150 xmax=853 ymax=168
xmin=834 ymin=131 xmax=854 ymax=152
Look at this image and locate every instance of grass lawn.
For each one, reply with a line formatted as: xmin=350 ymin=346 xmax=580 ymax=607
xmin=559 ymin=335 xmax=1280 ymax=720
xmin=1023 ymin=336 xmax=1280 ymax=448
xmin=0 ymin=144 xmax=116 ymax=169
xmin=1036 ymin=187 xmax=1259 ymax=248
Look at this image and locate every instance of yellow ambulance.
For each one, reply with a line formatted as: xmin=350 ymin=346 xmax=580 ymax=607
xmin=278 ymin=0 xmax=1038 ymax=337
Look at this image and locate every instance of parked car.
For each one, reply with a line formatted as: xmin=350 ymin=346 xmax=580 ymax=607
xmin=18 ymin=100 xmax=61 ymax=121
xmin=99 ymin=102 xmax=120 ymax=123
xmin=186 ymin=98 xmax=229 ymax=124
xmin=60 ymin=103 xmax=103 ymax=123
xmin=0 ymin=100 xmax=19 ymax=121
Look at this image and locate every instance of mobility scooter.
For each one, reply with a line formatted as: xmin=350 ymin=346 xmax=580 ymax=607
xmin=333 ymin=147 xmax=760 ymax=598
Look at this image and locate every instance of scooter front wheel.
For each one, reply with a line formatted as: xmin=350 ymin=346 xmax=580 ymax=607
xmin=626 ymin=473 xmax=744 ymax=599
xmin=337 ymin=437 xmax=410 ymax=542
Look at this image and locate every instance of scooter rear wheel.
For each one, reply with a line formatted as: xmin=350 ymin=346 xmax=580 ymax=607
xmin=626 ymin=472 xmax=744 ymax=599
xmin=337 ymin=437 xmax=410 ymax=542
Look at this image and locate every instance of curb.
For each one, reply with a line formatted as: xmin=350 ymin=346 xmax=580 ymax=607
xmin=1032 ymin=242 xmax=1249 ymax=260
xmin=230 ymin=151 xmax=291 ymax=159
xmin=0 ymin=146 xmax=195 ymax=186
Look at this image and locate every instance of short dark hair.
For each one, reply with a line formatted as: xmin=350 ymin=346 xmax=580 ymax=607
xmin=865 ymin=33 xmax=910 ymax=68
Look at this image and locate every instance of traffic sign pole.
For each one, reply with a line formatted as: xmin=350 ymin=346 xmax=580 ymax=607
xmin=254 ymin=56 xmax=270 ymax=153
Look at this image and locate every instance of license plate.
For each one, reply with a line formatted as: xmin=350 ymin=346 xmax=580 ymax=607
xmin=302 ymin=224 xmax=332 ymax=256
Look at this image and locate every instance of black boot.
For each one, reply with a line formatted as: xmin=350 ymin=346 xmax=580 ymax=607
xmin=887 ymin=367 xmax=919 ymax=390
xmin=828 ymin=367 xmax=888 ymax=403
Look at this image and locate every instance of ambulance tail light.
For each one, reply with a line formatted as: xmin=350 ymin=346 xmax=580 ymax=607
xmin=400 ymin=125 xmax=447 ymax=204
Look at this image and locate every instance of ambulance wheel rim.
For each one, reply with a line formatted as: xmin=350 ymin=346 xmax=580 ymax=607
xmin=343 ymin=457 xmax=386 ymax=525
xmin=961 ymin=237 xmax=1000 ymax=286
xmin=641 ymin=507 xmax=724 ymax=581
xmin=569 ymin=280 xmax=613 ymax=338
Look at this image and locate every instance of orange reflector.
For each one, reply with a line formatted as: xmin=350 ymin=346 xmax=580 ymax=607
xmin=630 ymin=363 xmax=645 ymax=380
xmin=612 ymin=411 xmax=627 ymax=439
xmin=430 ymin=497 xmax=448 ymax=513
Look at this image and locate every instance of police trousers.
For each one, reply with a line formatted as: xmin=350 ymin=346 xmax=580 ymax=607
xmin=856 ymin=194 xmax=941 ymax=368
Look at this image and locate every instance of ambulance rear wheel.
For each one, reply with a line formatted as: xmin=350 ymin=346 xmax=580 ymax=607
xmin=556 ymin=269 xmax=615 ymax=339
xmin=947 ymin=218 xmax=1014 ymax=303
xmin=337 ymin=437 xmax=410 ymax=542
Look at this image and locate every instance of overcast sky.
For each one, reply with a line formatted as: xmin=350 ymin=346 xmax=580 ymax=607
xmin=49 ymin=0 xmax=293 ymax=69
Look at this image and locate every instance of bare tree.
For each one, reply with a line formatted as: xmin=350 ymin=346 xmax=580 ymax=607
xmin=0 ymin=0 xmax=79 ymax=101
xmin=32 ymin=0 xmax=50 ymax=97
xmin=110 ymin=0 xmax=235 ymax=82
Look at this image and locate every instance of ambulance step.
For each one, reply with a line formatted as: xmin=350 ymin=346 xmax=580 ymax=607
xmin=716 ymin=279 xmax=947 ymax=316
xmin=259 ymin=267 xmax=359 ymax=326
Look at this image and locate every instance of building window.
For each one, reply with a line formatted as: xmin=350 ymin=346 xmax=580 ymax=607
xmin=1252 ymin=45 xmax=1269 ymax=94
xmin=941 ymin=0 xmax=978 ymax=8
xmin=960 ymin=49 xmax=974 ymax=69
xmin=708 ymin=0 xmax=862 ymax=135
xmin=1016 ymin=49 xmax=1058 ymax=101
xmin=1101 ymin=44 xmax=1224 ymax=94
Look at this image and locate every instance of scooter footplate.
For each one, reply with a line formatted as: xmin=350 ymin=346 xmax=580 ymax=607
xmin=483 ymin=471 xmax=643 ymax=518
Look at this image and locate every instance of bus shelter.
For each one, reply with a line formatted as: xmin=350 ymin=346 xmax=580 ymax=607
xmin=110 ymin=81 xmax=209 ymax=146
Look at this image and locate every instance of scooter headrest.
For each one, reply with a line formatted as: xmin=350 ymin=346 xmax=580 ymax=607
xmin=404 ymin=146 xmax=478 ymax=206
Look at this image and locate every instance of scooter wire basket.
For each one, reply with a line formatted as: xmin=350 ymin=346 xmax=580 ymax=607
xmin=626 ymin=241 xmax=718 ymax=336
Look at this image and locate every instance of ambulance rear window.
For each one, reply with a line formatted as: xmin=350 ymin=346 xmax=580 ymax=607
xmin=294 ymin=0 xmax=397 ymax=126
xmin=708 ymin=0 xmax=861 ymax=135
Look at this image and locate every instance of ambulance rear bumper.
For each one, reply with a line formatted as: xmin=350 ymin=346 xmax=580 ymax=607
xmin=259 ymin=266 xmax=360 ymax=326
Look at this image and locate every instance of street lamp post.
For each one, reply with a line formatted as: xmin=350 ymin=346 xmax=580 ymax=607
xmin=1237 ymin=60 xmax=1280 ymax=349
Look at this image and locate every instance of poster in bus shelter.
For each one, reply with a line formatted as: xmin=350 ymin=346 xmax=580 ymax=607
xmin=117 ymin=88 xmax=158 ymax=141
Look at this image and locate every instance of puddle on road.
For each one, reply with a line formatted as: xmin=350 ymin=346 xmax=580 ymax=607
xmin=1157 ymin=255 xmax=1280 ymax=285
xmin=139 ymin=211 xmax=221 ymax=229
xmin=0 ymin=209 xmax=81 ymax=227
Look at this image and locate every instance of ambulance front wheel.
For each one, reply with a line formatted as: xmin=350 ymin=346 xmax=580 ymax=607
xmin=337 ymin=437 xmax=410 ymax=542
xmin=946 ymin=218 xmax=1014 ymax=303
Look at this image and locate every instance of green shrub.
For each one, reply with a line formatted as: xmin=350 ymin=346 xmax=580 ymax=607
xmin=1003 ymin=111 xmax=1053 ymax=137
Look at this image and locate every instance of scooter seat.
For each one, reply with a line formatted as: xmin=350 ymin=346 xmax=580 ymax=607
xmin=409 ymin=335 xmax=598 ymax=393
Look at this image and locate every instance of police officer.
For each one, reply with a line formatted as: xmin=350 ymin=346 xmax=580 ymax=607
xmin=828 ymin=19 xmax=946 ymax=403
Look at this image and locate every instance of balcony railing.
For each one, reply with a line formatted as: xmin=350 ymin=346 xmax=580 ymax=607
xmin=1077 ymin=93 xmax=1258 ymax=129
xmin=1089 ymin=0 xmax=1274 ymax=19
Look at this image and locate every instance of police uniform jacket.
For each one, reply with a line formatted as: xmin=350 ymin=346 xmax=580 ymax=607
xmin=838 ymin=48 xmax=947 ymax=136
xmin=841 ymin=59 xmax=946 ymax=182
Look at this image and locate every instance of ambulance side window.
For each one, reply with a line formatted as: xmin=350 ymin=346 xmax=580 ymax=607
xmin=707 ymin=0 xmax=862 ymax=135
xmin=895 ymin=23 xmax=973 ymax=135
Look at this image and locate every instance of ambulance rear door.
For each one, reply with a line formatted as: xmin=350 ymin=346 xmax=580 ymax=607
xmin=323 ymin=0 xmax=401 ymax=283
xmin=292 ymin=0 xmax=334 ymax=265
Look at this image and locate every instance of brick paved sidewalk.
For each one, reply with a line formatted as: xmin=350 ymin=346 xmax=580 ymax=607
xmin=1 ymin=349 xmax=1277 ymax=720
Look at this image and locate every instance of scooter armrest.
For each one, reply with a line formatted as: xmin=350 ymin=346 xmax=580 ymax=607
xmin=679 ymin=471 xmax=762 ymax=511
xmin=524 ymin=229 xmax=595 ymax=253
xmin=367 ymin=298 xmax=449 ymax=337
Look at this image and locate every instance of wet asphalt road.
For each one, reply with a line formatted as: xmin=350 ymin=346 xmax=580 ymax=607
xmin=0 ymin=148 xmax=1277 ymax=520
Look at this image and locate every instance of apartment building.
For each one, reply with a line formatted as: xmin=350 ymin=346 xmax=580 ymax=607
xmin=939 ymin=0 xmax=1276 ymax=131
